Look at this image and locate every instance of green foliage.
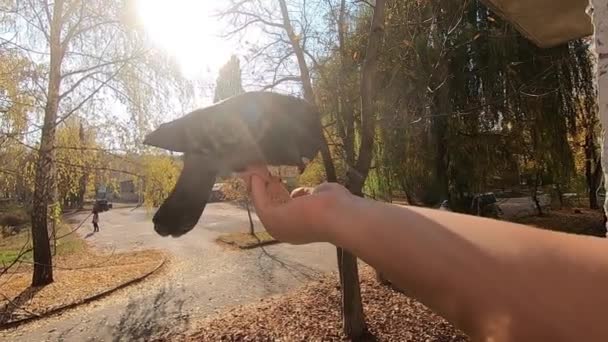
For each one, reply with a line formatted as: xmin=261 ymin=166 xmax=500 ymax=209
xmin=0 ymin=52 xmax=36 ymax=200
xmin=55 ymin=118 xmax=100 ymax=207
xmin=298 ymin=156 xmax=327 ymax=187
xmin=139 ymin=155 xmax=181 ymax=208
xmin=313 ymin=0 xmax=596 ymax=209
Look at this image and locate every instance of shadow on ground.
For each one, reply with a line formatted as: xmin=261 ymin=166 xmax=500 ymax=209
xmin=93 ymin=285 xmax=190 ymax=341
xmin=253 ymin=246 xmax=322 ymax=294
xmin=0 ymin=286 xmax=44 ymax=325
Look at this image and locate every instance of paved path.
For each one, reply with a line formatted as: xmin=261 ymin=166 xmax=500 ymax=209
xmin=2 ymin=204 xmax=337 ymax=341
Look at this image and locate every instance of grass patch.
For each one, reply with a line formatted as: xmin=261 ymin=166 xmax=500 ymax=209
xmin=0 ymin=222 xmax=87 ymax=267
xmin=216 ymin=231 xmax=278 ymax=249
xmin=0 ymin=228 xmax=30 ymax=250
xmin=0 ymin=249 xmax=33 ymax=265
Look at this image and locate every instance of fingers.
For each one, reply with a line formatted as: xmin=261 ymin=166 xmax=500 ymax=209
xmin=291 ymin=187 xmax=314 ymax=198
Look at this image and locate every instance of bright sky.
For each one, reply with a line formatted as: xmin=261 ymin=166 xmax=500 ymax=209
xmin=135 ymin=0 xmax=234 ymax=80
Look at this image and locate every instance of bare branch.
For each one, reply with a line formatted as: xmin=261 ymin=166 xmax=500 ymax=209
xmin=59 ymin=55 xmax=137 ymax=99
xmin=58 ymin=70 xmax=103 ymax=100
xmin=354 ymin=0 xmax=374 ymax=8
xmin=63 ymin=19 xmax=120 ymax=52
xmin=222 ymin=16 xmax=283 ymax=37
xmin=60 ymin=0 xmax=86 ymax=52
xmin=25 ymin=0 xmax=50 ymax=41
xmin=41 ymin=0 xmax=51 ymax=24
xmin=259 ymin=76 xmax=301 ymax=91
xmin=55 ymin=63 xmax=127 ymax=127
xmin=303 ymin=49 xmax=321 ymax=71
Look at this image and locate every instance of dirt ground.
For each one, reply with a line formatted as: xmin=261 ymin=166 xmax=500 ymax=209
xmin=1 ymin=205 xmax=338 ymax=342
xmin=513 ymin=207 xmax=605 ymax=237
xmin=172 ymin=266 xmax=467 ymax=342
xmin=0 ymin=249 xmax=165 ymax=326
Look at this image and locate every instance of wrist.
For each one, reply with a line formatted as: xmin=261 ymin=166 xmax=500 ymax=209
xmin=318 ymin=190 xmax=357 ymax=245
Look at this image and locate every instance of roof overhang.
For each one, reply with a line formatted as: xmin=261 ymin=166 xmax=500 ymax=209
xmin=480 ymin=0 xmax=593 ymax=48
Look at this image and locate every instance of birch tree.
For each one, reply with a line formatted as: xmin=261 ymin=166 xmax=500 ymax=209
xmin=0 ymin=0 xmax=192 ymax=286
xmin=590 ymin=0 xmax=608 ymax=234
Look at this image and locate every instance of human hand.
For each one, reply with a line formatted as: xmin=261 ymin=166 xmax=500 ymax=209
xmin=238 ymin=164 xmax=351 ymax=244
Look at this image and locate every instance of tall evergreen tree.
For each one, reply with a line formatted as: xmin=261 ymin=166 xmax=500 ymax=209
xmin=214 ymin=55 xmax=245 ymax=103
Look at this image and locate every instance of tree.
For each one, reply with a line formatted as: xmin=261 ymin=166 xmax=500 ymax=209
xmin=0 ymin=51 xmax=35 ymax=201
xmin=141 ymin=155 xmax=182 ymax=208
xmin=220 ymin=1 xmax=387 ymax=338
xmin=1 ymin=0 xmax=192 ymax=286
xmin=334 ymin=0 xmax=387 ymax=336
xmin=590 ymin=0 xmax=608 ymax=232
xmin=214 ymin=55 xmax=245 ymax=103
xmin=55 ymin=118 xmax=99 ymax=209
xmin=213 ymin=55 xmax=256 ymax=234
xmin=327 ymin=0 xmax=594 ymax=213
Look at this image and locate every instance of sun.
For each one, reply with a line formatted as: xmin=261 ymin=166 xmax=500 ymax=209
xmin=136 ymin=0 xmax=232 ymax=79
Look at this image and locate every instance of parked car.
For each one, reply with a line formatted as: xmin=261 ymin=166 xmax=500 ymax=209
xmin=209 ymin=183 xmax=226 ymax=202
xmin=94 ymin=199 xmax=112 ymax=212
xmin=438 ymin=200 xmax=451 ymax=211
xmin=470 ymin=193 xmax=503 ymax=218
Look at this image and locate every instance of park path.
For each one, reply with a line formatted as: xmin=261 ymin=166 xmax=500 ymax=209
xmin=1 ymin=204 xmax=337 ymax=341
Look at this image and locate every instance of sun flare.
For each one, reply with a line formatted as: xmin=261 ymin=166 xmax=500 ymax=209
xmin=136 ymin=0 xmax=232 ymax=79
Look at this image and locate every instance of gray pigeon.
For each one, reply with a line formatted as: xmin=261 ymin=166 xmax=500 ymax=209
xmin=142 ymin=91 xmax=324 ymax=237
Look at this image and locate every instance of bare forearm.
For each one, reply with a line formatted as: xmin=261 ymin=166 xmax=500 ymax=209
xmin=326 ymin=195 xmax=608 ymax=341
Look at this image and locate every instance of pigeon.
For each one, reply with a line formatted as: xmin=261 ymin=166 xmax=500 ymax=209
xmin=142 ymin=91 xmax=324 ymax=237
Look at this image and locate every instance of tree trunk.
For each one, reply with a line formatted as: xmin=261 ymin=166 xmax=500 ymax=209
xmin=592 ymin=159 xmax=603 ymax=208
xmin=531 ymin=172 xmax=543 ymax=216
xmin=555 ymin=183 xmax=564 ymax=209
xmin=590 ymin=186 xmax=599 ymax=209
xmin=591 ymin=0 xmax=608 ymax=236
xmin=353 ymin=0 xmax=386 ymax=188
xmin=278 ymin=0 xmax=315 ymax=103
xmin=342 ymin=0 xmax=387 ymax=338
xmin=337 ymin=0 xmax=356 ymax=167
xmin=430 ymin=62 xmax=451 ymax=204
xmin=31 ymin=0 xmax=65 ymax=287
xmin=246 ymin=200 xmax=255 ymax=235
xmin=277 ymin=0 xmax=365 ymax=337
xmin=277 ymin=0 xmax=389 ymax=337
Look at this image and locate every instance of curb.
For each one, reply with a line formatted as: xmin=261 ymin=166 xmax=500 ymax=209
xmin=239 ymin=240 xmax=280 ymax=249
xmin=215 ymin=236 xmax=280 ymax=250
xmin=0 ymin=256 xmax=167 ymax=330
xmin=62 ymin=205 xmax=140 ymax=216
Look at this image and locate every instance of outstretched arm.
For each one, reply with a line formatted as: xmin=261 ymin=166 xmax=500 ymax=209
xmin=242 ymin=166 xmax=608 ymax=342
xmin=327 ymin=195 xmax=608 ymax=341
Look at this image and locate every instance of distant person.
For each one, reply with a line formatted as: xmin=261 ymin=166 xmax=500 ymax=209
xmin=92 ymin=207 xmax=100 ymax=232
